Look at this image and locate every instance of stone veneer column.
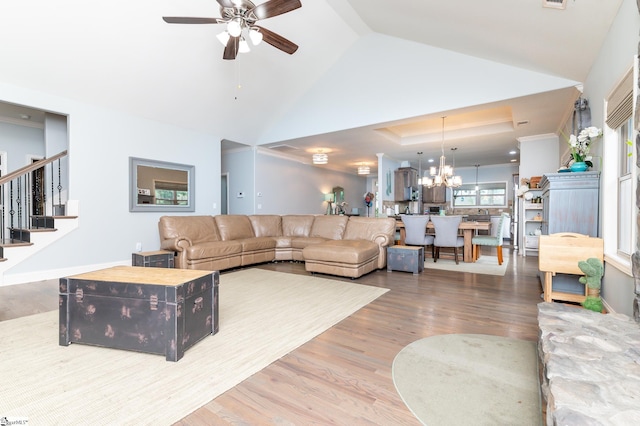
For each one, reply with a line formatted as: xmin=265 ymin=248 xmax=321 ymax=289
xmin=635 ymin=0 xmax=640 ymax=322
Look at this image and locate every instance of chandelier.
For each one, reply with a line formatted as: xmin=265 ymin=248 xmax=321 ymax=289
xmin=423 ymin=116 xmax=462 ymax=188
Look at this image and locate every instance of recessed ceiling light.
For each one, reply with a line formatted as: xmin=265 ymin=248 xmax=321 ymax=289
xmin=19 ymin=114 xmax=31 ymax=120
xmin=428 ymin=158 xmax=434 ymax=163
xmin=509 ymin=150 xmax=517 ymax=155
xmin=510 ymin=159 xmax=518 ymax=162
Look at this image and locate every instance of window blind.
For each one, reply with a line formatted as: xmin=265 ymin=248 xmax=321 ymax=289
xmin=606 ymin=68 xmax=633 ymax=129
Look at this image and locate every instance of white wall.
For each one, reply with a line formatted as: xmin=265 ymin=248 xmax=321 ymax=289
xmin=1 ymin=81 xmax=221 ymax=284
xmin=579 ymin=0 xmax=639 ymax=316
xmin=259 ymin=33 xmax=580 ymax=145
xmin=222 ymin=148 xmax=368 ymax=216
xmin=0 ymin=122 xmax=44 ymax=170
xmin=517 ymin=134 xmax=561 ymax=183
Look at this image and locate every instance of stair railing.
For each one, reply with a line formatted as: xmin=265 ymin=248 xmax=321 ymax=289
xmin=0 ymin=150 xmax=68 ymax=243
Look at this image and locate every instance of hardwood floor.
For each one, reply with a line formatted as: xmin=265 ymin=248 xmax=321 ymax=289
xmin=0 ymin=247 xmax=543 ymax=425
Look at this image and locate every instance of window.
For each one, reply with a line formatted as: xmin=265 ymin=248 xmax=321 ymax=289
xmin=154 ymin=181 xmax=188 ymax=206
xmin=602 ymin=64 xmax=635 ymax=272
xmin=452 ymin=182 xmax=507 ymax=208
xmin=617 ymin=117 xmax=633 ymax=256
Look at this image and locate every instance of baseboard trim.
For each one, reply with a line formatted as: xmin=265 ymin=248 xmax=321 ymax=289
xmin=1 ymin=259 xmax=130 ymax=287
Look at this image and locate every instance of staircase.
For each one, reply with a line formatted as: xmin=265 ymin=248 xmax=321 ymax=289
xmin=0 ymin=151 xmax=78 ymax=285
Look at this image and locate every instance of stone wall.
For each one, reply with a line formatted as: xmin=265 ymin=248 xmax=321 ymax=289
xmin=538 ymin=303 xmax=640 ymax=424
xmin=635 ymin=0 xmax=640 ymax=322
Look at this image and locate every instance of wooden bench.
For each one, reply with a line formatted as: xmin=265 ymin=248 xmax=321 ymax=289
xmin=538 ymin=232 xmax=604 ymax=303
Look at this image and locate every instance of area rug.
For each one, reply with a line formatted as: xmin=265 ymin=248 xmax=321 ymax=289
xmin=0 ymin=269 xmax=388 ymax=425
xmin=392 ymin=334 xmax=542 ymax=426
xmin=424 ymin=255 xmax=508 ymax=276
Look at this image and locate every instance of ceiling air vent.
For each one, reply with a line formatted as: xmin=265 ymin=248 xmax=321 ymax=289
xmin=543 ymin=0 xmax=567 ymax=9
xmin=268 ymin=144 xmax=299 ymax=153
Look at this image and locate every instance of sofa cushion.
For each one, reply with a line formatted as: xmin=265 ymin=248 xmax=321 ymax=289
xmin=215 ymin=215 xmax=255 ymax=241
xmin=310 ymin=215 xmax=349 ymax=239
xmin=291 ymin=237 xmax=328 ymax=249
xmin=239 ymin=236 xmax=278 ymax=252
xmin=159 ymin=215 xmax=220 ymax=244
xmin=282 ymin=215 xmax=315 ymax=237
xmin=249 ymin=215 xmax=283 ymax=237
xmin=302 ymin=239 xmax=379 ymax=264
xmin=343 ymin=217 xmax=396 ymax=241
xmin=185 ymin=240 xmax=242 ymax=260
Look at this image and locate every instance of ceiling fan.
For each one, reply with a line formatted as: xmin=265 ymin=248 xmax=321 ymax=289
xmin=163 ymin=0 xmax=301 ymax=60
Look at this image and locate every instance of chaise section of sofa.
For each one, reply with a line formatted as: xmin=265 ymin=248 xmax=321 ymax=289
xmin=303 ymin=216 xmax=396 ymax=278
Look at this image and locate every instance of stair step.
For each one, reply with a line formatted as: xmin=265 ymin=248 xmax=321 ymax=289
xmin=31 ymin=216 xmax=55 ymax=228
xmin=0 ymin=239 xmax=33 ymax=248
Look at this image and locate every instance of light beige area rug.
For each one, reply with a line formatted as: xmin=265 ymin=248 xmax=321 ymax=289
xmin=0 ymin=269 xmax=388 ymax=425
xmin=424 ymin=255 xmax=508 ymax=276
xmin=392 ymin=334 xmax=542 ymax=426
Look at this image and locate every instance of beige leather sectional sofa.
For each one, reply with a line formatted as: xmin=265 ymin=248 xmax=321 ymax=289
xmin=158 ymin=214 xmax=396 ymax=278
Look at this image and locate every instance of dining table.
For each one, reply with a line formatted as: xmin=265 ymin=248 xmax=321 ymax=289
xmin=395 ymin=219 xmax=492 ymax=263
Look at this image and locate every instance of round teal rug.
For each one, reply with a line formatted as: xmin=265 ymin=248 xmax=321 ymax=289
xmin=392 ymin=334 xmax=542 ymax=425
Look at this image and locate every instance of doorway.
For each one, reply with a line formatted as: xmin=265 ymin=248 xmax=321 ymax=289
xmin=221 ymin=173 xmax=229 ymax=215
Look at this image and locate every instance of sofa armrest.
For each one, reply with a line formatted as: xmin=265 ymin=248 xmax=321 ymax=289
xmin=372 ymin=232 xmax=393 ymax=248
xmin=160 ymin=237 xmax=192 ymax=269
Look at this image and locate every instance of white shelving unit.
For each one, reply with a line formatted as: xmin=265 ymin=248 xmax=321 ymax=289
xmin=521 ymin=194 xmax=544 ymax=257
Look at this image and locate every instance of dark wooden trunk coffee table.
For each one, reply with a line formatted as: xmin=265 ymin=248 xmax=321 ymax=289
xmin=59 ymin=266 xmax=219 ymax=361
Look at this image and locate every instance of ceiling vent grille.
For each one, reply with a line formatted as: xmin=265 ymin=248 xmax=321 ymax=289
xmin=543 ymin=0 xmax=567 ymax=9
xmin=268 ymin=144 xmax=299 ymax=152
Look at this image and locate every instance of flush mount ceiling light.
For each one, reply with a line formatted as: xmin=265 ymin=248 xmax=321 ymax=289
xmin=423 ymin=117 xmax=462 ymax=188
xmin=357 ymin=163 xmax=370 ymax=175
xmin=542 ymin=0 xmax=567 ymax=10
xmin=312 ymin=152 xmax=328 ymax=165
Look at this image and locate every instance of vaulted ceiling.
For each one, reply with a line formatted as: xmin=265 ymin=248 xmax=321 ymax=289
xmin=0 ymin=0 xmax=625 ymax=174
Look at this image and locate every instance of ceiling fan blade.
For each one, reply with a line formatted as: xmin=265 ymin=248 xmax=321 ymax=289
xmin=223 ymin=37 xmax=239 ymax=60
xmin=252 ymin=0 xmax=301 ymax=20
xmin=163 ymin=17 xmax=222 ymax=24
xmin=255 ymin=26 xmax=298 ymax=55
xmin=216 ymin=0 xmax=236 ymax=8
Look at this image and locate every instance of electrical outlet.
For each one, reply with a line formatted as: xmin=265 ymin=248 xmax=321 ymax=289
xmin=136 ymin=242 xmax=142 ymax=252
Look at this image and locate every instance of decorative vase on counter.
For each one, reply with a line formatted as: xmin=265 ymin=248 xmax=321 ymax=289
xmin=569 ymin=161 xmax=589 ymax=173
xmin=570 ymin=161 xmax=588 ymax=172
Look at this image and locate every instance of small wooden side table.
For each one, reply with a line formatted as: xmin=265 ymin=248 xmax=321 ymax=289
xmin=387 ymin=245 xmax=424 ymax=275
xmin=132 ymin=250 xmax=175 ymax=268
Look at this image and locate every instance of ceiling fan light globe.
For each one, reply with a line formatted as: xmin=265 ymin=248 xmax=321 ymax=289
xmin=249 ymin=28 xmax=263 ymax=45
xmin=216 ymin=31 xmax=230 ymax=46
xmin=227 ymin=19 xmax=242 ymax=37
xmin=239 ymin=38 xmax=250 ymax=53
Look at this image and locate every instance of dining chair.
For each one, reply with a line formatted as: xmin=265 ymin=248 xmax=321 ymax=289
xmin=400 ymin=214 xmax=434 ymax=258
xmin=430 ymin=215 xmax=464 ymax=264
xmin=472 ymin=212 xmax=509 ymax=265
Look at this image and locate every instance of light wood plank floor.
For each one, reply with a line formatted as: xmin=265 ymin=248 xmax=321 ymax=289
xmin=0 ymin=247 xmax=543 ymax=425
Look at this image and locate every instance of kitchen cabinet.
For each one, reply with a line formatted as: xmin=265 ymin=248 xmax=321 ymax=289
xmin=394 ymin=168 xmax=418 ymax=201
xmin=539 ymin=171 xmax=600 ymax=236
xmin=422 ymin=185 xmax=447 ymax=203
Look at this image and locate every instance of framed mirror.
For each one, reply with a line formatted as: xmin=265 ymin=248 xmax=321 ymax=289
xmin=129 ymin=157 xmax=195 ymax=212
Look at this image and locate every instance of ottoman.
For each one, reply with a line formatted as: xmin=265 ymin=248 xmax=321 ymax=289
xmin=303 ymin=239 xmax=380 ymax=278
